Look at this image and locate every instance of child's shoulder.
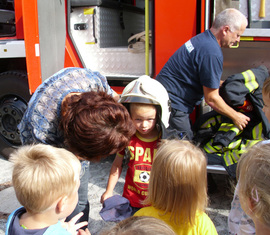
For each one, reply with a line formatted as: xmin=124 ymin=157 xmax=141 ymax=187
xmin=134 ymin=206 xmax=157 ymax=217
xmin=44 ymin=221 xmax=71 ymax=234
xmin=195 ymin=211 xmax=218 ymax=235
xmin=6 ymin=207 xmax=26 ymax=234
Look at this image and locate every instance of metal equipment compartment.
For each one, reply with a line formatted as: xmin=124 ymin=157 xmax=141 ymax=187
xmin=69 ymin=0 xmax=150 ymax=79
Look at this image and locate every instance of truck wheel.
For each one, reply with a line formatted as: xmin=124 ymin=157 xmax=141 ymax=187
xmin=0 ymin=71 xmax=31 ymax=159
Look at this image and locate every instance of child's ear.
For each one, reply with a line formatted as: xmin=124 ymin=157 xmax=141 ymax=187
xmin=56 ymin=196 xmax=68 ymax=213
xmin=247 ymin=197 xmax=256 ymax=215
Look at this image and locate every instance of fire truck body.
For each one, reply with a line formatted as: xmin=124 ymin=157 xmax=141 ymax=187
xmin=0 ymin=0 xmax=270 ymax=159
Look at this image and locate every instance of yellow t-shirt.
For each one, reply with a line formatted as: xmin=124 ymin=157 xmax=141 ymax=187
xmin=134 ymin=206 xmax=218 ymax=235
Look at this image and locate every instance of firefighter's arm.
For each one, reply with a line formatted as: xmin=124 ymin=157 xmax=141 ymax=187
xmin=203 ymin=86 xmax=250 ymax=130
xmin=100 ymin=154 xmax=123 ymax=203
xmin=220 ymin=80 xmax=224 ymax=86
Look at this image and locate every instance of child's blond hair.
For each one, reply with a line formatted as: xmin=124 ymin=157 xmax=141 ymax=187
xmin=144 ymin=139 xmax=208 ymax=226
xmin=100 ymin=216 xmax=176 ymax=235
xmin=237 ymin=141 xmax=270 ymax=228
xmin=10 ymin=144 xmax=81 ymax=213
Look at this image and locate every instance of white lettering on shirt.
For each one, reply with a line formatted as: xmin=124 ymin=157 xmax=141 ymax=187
xmin=185 ymin=40 xmax=194 ymax=53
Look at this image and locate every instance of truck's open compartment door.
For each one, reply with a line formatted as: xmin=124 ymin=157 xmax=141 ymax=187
xmin=37 ymin=0 xmax=66 ymax=82
xmin=206 ymin=0 xmax=270 ymax=80
xmin=0 ymin=9 xmax=15 ymax=37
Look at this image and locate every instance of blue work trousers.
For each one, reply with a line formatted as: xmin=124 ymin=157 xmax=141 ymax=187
xmin=168 ymin=108 xmax=193 ymax=140
xmin=66 ymin=161 xmax=90 ymax=223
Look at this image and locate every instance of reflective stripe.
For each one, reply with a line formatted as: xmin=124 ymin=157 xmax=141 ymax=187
xmin=252 ymin=123 xmax=263 ymax=140
xmin=232 ymin=151 xmax=240 ymax=163
xmin=221 ymin=140 xmax=261 ymax=166
xmin=227 ymin=138 xmax=242 ymax=150
xmin=245 ymin=139 xmax=261 ymax=149
xmin=223 ymin=152 xmax=233 ymax=166
xmin=223 ymin=148 xmax=241 ymax=166
xmin=242 ymin=70 xmax=259 ymax=92
xmin=204 ymin=139 xmax=222 ymax=153
xmin=201 ymin=115 xmax=222 ymax=129
xmin=218 ymin=123 xmax=240 ymax=135
xmin=204 ymin=140 xmax=215 ymax=153
xmin=223 ymin=149 xmax=243 ymax=166
xmin=238 ymin=139 xmax=261 ymax=155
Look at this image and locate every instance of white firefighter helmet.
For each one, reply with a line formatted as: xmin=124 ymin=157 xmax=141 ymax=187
xmin=119 ymin=75 xmax=171 ymax=127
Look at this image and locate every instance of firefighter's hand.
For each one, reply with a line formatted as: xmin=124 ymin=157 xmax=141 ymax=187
xmin=233 ymin=112 xmax=250 ymax=130
xmin=100 ymin=191 xmax=113 ymax=204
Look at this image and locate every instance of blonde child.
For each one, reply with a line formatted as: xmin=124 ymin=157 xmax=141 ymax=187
xmin=237 ymin=141 xmax=270 ymax=235
xmin=134 ymin=139 xmax=218 ymax=235
xmin=100 ymin=76 xmax=177 ymax=215
xmin=99 ymin=216 xmax=176 ymax=235
xmin=6 ymin=144 xmax=91 ymax=235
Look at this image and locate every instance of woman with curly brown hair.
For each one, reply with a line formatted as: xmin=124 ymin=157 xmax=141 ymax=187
xmin=18 ymin=67 xmax=136 ymax=226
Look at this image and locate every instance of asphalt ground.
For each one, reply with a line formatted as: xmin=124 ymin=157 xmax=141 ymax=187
xmin=0 ymin=154 xmax=234 ymax=235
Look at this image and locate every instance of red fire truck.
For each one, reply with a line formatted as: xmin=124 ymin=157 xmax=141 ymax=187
xmin=0 ymin=0 xmax=270 ymax=159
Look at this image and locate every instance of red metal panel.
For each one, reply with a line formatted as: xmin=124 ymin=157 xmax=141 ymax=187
xmin=200 ymin=0 xmax=206 ymax=33
xmin=64 ymin=36 xmax=83 ymax=68
xmin=253 ymin=37 xmax=270 ymax=41
xmin=21 ymin=0 xmax=42 ymax=94
xmin=64 ymin=0 xmax=83 ymax=68
xmin=154 ymin=0 xmax=197 ymax=77
xmin=14 ymin=0 xmax=24 ymax=39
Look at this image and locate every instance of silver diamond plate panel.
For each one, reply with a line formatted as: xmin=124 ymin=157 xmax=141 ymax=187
xmin=70 ymin=6 xmax=151 ymax=77
xmin=98 ymin=7 xmax=145 ymax=48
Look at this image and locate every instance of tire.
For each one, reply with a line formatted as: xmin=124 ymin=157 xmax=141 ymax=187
xmin=0 ymin=71 xmax=31 ymax=159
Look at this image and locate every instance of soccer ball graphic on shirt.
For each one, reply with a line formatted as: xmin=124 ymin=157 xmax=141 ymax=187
xmin=139 ymin=171 xmax=150 ymax=183
xmin=134 ymin=164 xmax=152 ymax=189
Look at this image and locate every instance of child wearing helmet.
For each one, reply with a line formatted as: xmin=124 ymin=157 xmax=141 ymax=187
xmin=100 ymin=75 xmax=179 ymax=215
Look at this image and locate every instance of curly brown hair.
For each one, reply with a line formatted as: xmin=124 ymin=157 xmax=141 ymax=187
xmin=60 ymin=91 xmax=136 ymax=161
